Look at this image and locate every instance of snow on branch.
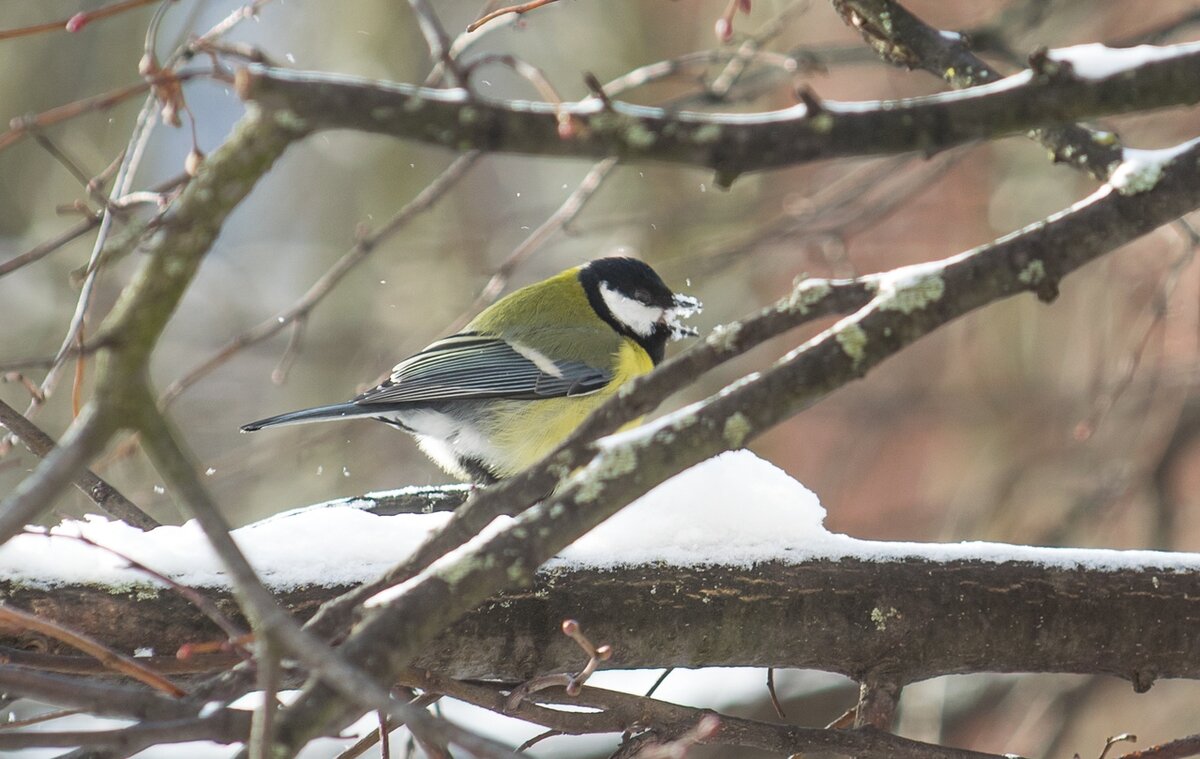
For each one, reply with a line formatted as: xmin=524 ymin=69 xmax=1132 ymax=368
xmin=236 ymin=38 xmax=1200 ymax=179
xmin=4 ymin=453 xmax=1199 ymax=688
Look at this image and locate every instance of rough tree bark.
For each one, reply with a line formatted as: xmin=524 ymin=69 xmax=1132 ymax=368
xmin=4 ymin=556 xmax=1195 ymax=689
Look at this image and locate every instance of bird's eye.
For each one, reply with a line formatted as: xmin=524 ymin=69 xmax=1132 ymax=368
xmin=633 ymin=288 xmax=652 ymax=303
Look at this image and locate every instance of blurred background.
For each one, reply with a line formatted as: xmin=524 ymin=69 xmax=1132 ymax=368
xmin=2 ymin=0 xmax=1200 ymax=757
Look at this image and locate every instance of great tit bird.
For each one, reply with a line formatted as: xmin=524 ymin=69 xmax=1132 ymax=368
xmin=241 ymin=257 xmax=701 ymax=483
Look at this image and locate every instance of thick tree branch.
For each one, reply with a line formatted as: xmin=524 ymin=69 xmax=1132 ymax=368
xmin=236 ymin=42 xmax=1200 ymax=180
xmin=4 ymin=557 xmax=1196 ymax=687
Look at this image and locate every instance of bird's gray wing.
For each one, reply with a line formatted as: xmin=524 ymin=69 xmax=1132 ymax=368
xmin=354 ymin=332 xmax=611 ymax=405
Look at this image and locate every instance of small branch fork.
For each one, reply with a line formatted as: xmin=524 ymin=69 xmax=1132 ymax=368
xmin=505 ymin=619 xmax=611 ymax=710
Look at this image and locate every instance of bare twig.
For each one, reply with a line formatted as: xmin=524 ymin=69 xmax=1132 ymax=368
xmin=0 ymin=603 xmax=185 ymax=697
xmin=467 ymin=0 xmax=560 ymax=32
xmin=1101 ymin=735 xmax=1139 ymax=759
xmin=766 ymin=668 xmax=787 ymax=720
xmin=505 ymin=619 xmax=612 ymax=709
xmin=0 ymin=0 xmax=161 ymax=41
xmin=446 ymin=157 xmax=617 ymax=332
xmin=0 ymin=403 xmax=114 ymax=547
xmin=407 ymin=670 xmax=1010 ymax=759
xmin=831 ymin=0 xmax=1123 ymax=179
xmin=644 ymin=669 xmax=674 ymax=698
xmin=0 ymin=217 xmax=98 ymax=278
xmin=0 ymin=81 xmax=158 ymax=155
xmin=407 ymin=0 xmax=463 ymax=84
xmin=34 ymin=91 xmax=159 ymax=415
xmin=160 ymin=151 xmax=479 ymax=406
xmin=516 ymin=729 xmax=563 ymax=752
xmin=249 ymin=635 xmax=281 ymax=759
xmin=334 ymin=728 xmax=381 ymax=759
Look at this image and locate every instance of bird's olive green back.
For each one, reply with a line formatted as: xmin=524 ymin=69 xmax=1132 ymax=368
xmin=465 ymin=266 xmax=623 ymax=368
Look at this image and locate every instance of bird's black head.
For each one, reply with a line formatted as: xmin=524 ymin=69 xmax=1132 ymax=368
xmin=578 ymin=257 xmax=701 ymax=364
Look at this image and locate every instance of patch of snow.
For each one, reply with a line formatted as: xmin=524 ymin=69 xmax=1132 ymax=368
xmin=551 ymin=451 xmax=825 ymax=568
xmin=364 ymin=515 xmax=515 ymax=608
xmin=1047 ymin=41 xmax=1200 ymax=80
xmin=1108 ymin=138 xmax=1200 ymax=196
xmin=3 ymin=452 xmax=1199 ymax=598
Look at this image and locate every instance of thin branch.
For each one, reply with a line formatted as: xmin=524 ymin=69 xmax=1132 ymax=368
xmin=159 ymin=151 xmax=479 ymax=406
xmin=0 ymin=666 xmax=202 ymax=723
xmin=766 ymin=668 xmax=787 ymax=720
xmin=0 ymin=605 xmax=184 ymax=696
xmin=0 ymin=0 xmax=161 ymax=41
xmin=467 ymin=0 xmax=559 ymax=32
xmin=0 ymin=217 xmax=98 ymax=278
xmin=249 ymin=634 xmax=281 ymax=759
xmin=407 ymin=0 xmax=463 ymax=84
xmin=24 ymin=527 xmax=248 ymax=650
xmin=446 ymin=157 xmax=617 ymax=332
xmin=0 ymin=399 xmax=156 ymax=528
xmin=35 ymin=91 xmax=159 ymax=415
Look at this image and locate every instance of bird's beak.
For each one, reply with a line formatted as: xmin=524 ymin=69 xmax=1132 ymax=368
xmin=664 ymin=293 xmax=702 ymax=339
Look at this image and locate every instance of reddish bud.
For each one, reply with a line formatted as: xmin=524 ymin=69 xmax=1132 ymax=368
xmin=557 ymin=116 xmax=578 ymax=140
xmin=715 ymin=17 xmax=732 ymax=42
xmin=185 ymin=147 xmax=204 ymax=177
xmin=65 ymin=12 xmax=89 ymax=33
xmin=138 ymin=52 xmax=157 ymax=77
xmin=737 ymin=0 xmax=751 ymax=12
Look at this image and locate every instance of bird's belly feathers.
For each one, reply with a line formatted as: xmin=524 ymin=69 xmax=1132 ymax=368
xmin=393 ymin=338 xmax=653 ymax=481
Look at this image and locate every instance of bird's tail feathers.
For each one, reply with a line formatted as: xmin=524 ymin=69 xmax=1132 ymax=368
xmin=240 ymin=402 xmax=366 ymax=432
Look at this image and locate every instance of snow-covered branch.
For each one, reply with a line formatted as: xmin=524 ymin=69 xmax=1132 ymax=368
xmin=236 ymin=39 xmax=1200 ymax=179
xmin=5 ymin=454 xmax=1198 ymax=687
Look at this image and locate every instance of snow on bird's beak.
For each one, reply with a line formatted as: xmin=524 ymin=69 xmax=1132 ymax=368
xmin=664 ymin=292 xmax=702 ymax=339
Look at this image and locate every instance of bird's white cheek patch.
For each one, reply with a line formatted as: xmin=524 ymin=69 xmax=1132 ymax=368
xmin=600 ymin=284 xmax=663 ymax=337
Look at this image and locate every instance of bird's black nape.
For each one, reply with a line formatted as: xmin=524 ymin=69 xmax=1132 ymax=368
xmin=578 ymin=257 xmax=678 ymax=364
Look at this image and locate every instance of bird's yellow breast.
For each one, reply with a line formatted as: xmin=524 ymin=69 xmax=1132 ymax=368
xmin=484 ymin=337 xmax=653 ymax=478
